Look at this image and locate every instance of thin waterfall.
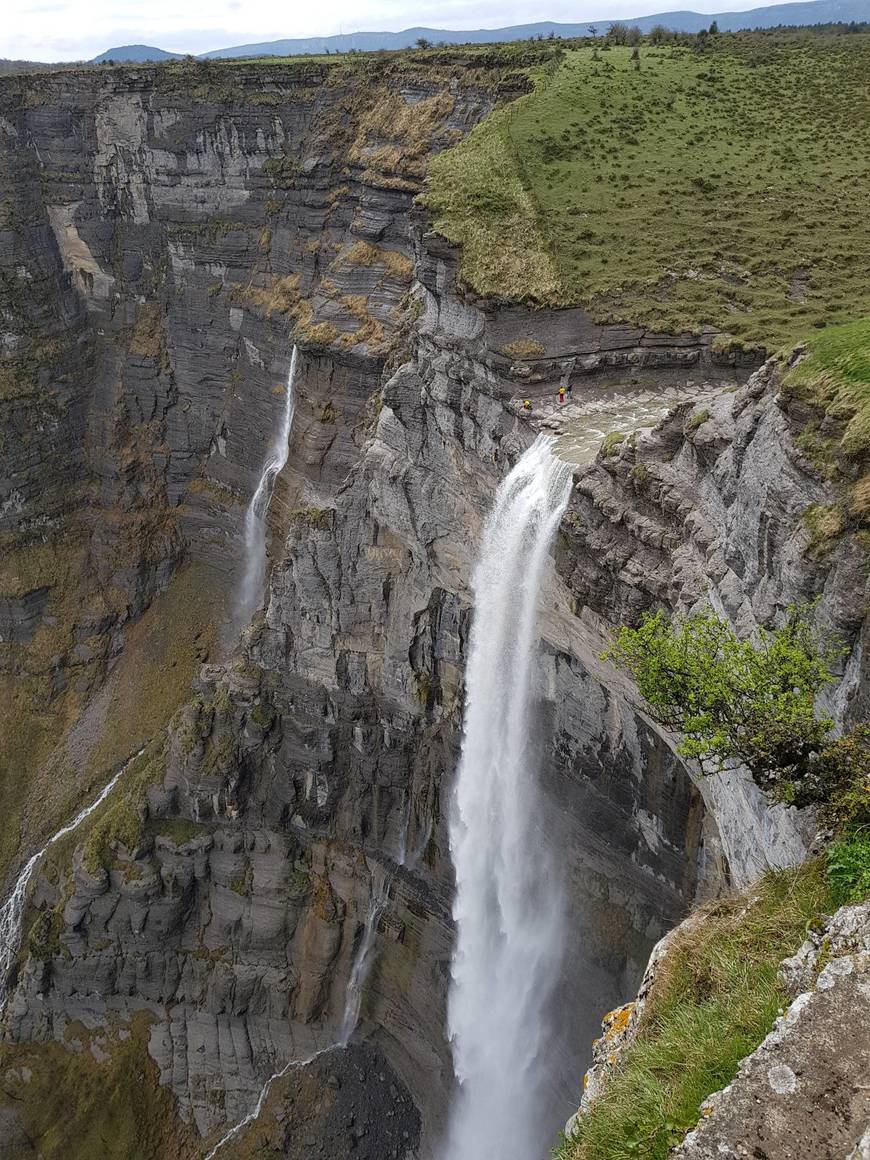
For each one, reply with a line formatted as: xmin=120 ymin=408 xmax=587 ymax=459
xmin=237 ymin=345 xmax=298 ymax=625
xmin=443 ymin=435 xmax=573 ymax=1160
xmin=205 ymin=864 xmax=390 ymax=1155
xmin=339 ymin=864 xmax=390 ymax=1046
xmin=203 ymin=1043 xmax=335 ymax=1160
xmin=0 ymin=747 xmax=144 ymax=1011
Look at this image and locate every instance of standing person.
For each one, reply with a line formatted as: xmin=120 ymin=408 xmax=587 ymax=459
xmin=559 ymin=386 xmax=566 ymax=405
xmin=566 ymin=381 xmax=573 ymax=398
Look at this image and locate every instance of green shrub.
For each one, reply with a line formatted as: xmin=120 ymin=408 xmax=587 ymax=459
xmin=685 ymin=408 xmax=711 ymax=433
xmin=604 ymin=606 xmax=868 ymax=816
xmin=826 ymin=829 xmax=870 ymax=906
xmin=807 ymin=723 xmax=870 ymax=827
xmin=601 ymin=431 xmax=627 ymax=457
xmin=502 ymin=338 xmax=546 ymax=359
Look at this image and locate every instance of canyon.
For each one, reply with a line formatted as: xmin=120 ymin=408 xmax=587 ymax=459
xmin=0 ymin=49 xmax=866 ymax=1159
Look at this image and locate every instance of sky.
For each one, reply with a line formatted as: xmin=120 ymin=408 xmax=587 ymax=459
xmin=5 ymin=0 xmax=815 ymax=62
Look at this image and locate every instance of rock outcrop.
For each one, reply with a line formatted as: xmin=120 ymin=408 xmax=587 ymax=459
xmin=674 ymin=899 xmax=870 ymax=1159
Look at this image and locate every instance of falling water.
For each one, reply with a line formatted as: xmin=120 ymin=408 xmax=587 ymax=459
xmin=0 ymin=748 xmax=143 ymax=1010
xmin=206 ymin=864 xmax=391 ymax=1155
xmin=443 ymin=435 xmax=573 ymax=1160
xmin=237 ymin=345 xmax=298 ymax=625
xmin=203 ymin=1043 xmax=335 ymax=1160
xmin=339 ymin=864 xmax=390 ymax=1046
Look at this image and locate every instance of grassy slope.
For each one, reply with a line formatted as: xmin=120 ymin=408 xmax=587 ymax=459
xmin=784 ymin=316 xmax=870 ymax=464
xmin=425 ymin=31 xmax=870 ymax=349
xmin=0 ymin=1013 xmax=197 ymax=1159
xmin=777 ymin=317 xmax=870 ymax=547
xmin=556 ymin=863 xmax=836 ymax=1160
xmin=0 ymin=562 xmax=226 ymax=883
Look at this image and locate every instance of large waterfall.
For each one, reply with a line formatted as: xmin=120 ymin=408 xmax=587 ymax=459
xmin=443 ymin=436 xmax=573 ymax=1160
xmin=237 ymin=345 xmax=298 ymax=624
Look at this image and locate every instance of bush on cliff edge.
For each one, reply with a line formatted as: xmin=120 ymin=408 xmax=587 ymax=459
xmin=604 ymin=604 xmax=869 ymax=828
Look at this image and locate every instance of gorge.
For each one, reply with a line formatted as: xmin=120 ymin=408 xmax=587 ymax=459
xmin=0 ymin=31 xmax=867 ymax=1160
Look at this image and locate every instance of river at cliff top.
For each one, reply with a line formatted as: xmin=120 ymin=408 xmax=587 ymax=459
xmin=518 ymin=379 xmax=735 ymax=465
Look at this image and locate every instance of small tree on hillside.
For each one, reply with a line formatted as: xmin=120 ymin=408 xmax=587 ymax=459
xmin=604 ymin=606 xmax=867 ymax=815
xmin=415 ymin=37 xmax=432 ymax=49
xmin=607 ymin=22 xmax=629 ymax=44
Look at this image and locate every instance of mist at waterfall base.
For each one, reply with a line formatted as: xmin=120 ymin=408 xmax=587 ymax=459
xmin=236 ymin=345 xmax=298 ymax=627
xmin=443 ymin=436 xmax=573 ymax=1160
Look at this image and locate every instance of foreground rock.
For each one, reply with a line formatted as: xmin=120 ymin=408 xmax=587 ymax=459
xmin=674 ymin=900 xmax=870 ymax=1160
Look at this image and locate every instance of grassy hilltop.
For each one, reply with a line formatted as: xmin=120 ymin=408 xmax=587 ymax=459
xmin=424 ymin=30 xmax=870 ymax=350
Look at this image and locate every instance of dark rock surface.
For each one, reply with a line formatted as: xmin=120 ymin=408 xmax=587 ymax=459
xmin=213 ymin=1043 xmax=421 ymax=1159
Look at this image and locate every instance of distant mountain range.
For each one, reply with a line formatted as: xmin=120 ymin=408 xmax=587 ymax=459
xmin=93 ymin=0 xmax=869 ymax=64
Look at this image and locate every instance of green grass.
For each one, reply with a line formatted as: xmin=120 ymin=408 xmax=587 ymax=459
xmin=826 ymin=830 xmax=870 ymax=907
xmin=425 ymin=32 xmax=870 ymax=349
xmin=0 ymin=1013 xmax=196 ymax=1159
xmin=783 ymin=317 xmax=870 ymax=464
xmin=556 ymin=863 xmax=836 ymax=1160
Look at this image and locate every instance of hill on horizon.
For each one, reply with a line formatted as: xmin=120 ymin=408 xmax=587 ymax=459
xmin=92 ymin=44 xmax=181 ymax=63
xmin=90 ymin=0 xmax=869 ymax=63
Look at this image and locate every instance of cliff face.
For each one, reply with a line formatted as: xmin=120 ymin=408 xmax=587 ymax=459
xmin=0 ymin=58 xmax=865 ymax=1159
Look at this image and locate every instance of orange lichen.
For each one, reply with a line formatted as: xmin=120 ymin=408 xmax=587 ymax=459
xmin=601 ymin=1002 xmax=634 ymax=1040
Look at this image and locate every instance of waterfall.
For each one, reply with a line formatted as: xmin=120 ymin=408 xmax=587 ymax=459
xmin=443 ymin=435 xmax=572 ymax=1160
xmin=339 ymin=864 xmax=390 ymax=1046
xmin=203 ymin=1043 xmax=335 ymax=1160
xmin=237 ymin=345 xmax=298 ymax=625
xmin=0 ymin=748 xmax=143 ymax=1011
xmin=206 ymin=864 xmax=390 ymax=1154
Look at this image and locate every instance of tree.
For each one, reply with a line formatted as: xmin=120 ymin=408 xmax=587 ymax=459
xmin=626 ymin=25 xmax=642 ymax=46
xmin=649 ymin=24 xmax=671 ymax=44
xmin=607 ymin=22 xmax=629 ymax=44
xmin=631 ymin=46 xmax=641 ymax=69
xmin=708 ymin=19 xmax=719 ymax=34
xmin=603 ymin=606 xmax=861 ymax=808
xmin=587 ymin=24 xmax=598 ymax=37
xmin=415 ymin=37 xmax=432 ymax=49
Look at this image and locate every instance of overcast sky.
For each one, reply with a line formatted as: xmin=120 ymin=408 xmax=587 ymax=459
xmin=5 ymin=0 xmax=812 ymax=62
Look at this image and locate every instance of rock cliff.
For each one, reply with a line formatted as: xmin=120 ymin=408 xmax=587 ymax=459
xmin=0 ymin=54 xmax=865 ymax=1160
